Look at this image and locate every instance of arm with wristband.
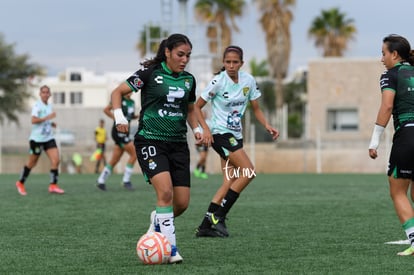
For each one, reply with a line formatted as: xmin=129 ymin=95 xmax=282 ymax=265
xmin=111 ymin=83 xmax=132 ymax=133
xmin=368 ymin=90 xmax=394 ymax=159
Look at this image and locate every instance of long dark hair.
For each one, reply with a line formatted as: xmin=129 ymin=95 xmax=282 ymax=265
xmin=383 ymin=34 xmax=414 ymax=65
xmin=141 ymin=33 xmax=192 ymax=68
xmin=215 ymin=45 xmax=244 ymax=75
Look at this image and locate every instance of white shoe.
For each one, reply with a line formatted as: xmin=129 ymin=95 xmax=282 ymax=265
xmin=169 ymin=249 xmax=183 ymax=264
xmin=147 ymin=210 xmax=156 ymax=233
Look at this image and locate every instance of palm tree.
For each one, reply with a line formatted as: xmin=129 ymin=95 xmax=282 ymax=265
xmin=255 ymin=0 xmax=296 ymax=129
xmin=249 ymin=58 xmax=269 ymax=77
xmin=136 ymin=25 xmax=168 ymax=58
xmin=194 ymin=0 xmax=245 ymax=71
xmin=308 ymin=7 xmax=357 ymax=57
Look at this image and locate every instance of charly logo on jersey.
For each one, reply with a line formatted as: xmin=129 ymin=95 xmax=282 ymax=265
xmin=154 ymin=75 xmax=163 ymax=84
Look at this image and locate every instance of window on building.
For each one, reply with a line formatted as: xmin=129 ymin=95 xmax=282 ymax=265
xmin=52 ymin=92 xmax=65 ymax=105
xmin=70 ymin=91 xmax=83 ymax=105
xmin=327 ymin=108 xmax=359 ymax=131
xmin=70 ymin=72 xmax=82 ymax=82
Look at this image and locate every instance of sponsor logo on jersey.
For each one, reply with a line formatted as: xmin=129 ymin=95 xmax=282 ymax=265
xmin=158 ymin=109 xmax=183 ymax=118
xmin=158 ymin=109 xmax=168 ymax=117
xmin=154 ymin=75 xmax=163 ymax=84
xmin=166 ymin=86 xmax=185 ymax=102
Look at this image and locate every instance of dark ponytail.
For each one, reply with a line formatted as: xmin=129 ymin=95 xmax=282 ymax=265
xmin=383 ymin=34 xmax=414 ymax=65
xmin=141 ymin=33 xmax=192 ymax=68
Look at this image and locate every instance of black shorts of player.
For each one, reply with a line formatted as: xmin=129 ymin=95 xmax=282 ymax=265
xmin=211 ymin=133 xmax=243 ymax=160
xmin=388 ymin=124 xmax=414 ymax=180
xmin=134 ymin=135 xmax=191 ymax=187
xmin=111 ymin=126 xmax=131 ymax=147
xmin=97 ymin=142 xmax=106 ymax=152
xmin=196 ymin=144 xmax=209 ymax=153
xmin=29 ymin=139 xmax=57 ymax=156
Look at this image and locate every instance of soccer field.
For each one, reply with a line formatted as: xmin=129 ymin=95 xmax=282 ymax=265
xmin=0 ymin=173 xmax=411 ymax=274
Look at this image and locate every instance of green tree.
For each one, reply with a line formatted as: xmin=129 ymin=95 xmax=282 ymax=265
xmin=0 ymin=34 xmax=44 ymax=124
xmin=283 ymin=74 xmax=306 ymax=138
xmin=136 ymin=25 xmax=168 ymax=58
xmin=255 ymin=0 xmax=296 ymax=131
xmin=194 ymin=0 xmax=245 ymax=71
xmin=249 ymin=58 xmax=269 ymax=77
xmin=308 ymin=7 xmax=357 ymax=57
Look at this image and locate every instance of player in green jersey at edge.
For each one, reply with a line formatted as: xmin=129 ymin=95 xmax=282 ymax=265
xmin=369 ymin=34 xmax=414 ymax=256
xmin=96 ymin=92 xmax=138 ymax=191
xmin=110 ymin=33 xmax=208 ymax=264
xmin=194 ymin=45 xmax=279 ymax=238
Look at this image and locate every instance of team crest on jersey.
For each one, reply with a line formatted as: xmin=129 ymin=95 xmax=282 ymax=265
xmin=229 ymin=137 xmax=238 ymax=146
xmin=242 ymin=87 xmax=249 ymax=97
xmin=148 ymin=159 xmax=157 ymax=170
xmin=184 ymin=79 xmax=190 ymax=89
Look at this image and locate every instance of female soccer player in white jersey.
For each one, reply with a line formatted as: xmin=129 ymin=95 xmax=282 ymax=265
xmin=194 ymin=45 xmax=279 ymax=237
xmin=15 ymin=85 xmax=64 ymax=195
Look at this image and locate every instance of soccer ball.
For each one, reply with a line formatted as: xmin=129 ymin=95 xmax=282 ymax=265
xmin=136 ymin=232 xmax=171 ymax=264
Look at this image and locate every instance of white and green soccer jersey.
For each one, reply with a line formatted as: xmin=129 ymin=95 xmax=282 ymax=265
xmin=29 ymin=100 xmax=54 ymax=142
xmin=201 ymin=71 xmax=261 ymax=139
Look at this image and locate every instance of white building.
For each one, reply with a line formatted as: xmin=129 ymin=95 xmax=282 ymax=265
xmin=5 ymin=68 xmax=140 ymax=148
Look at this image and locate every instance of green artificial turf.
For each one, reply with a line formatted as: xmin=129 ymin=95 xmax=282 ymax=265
xmin=0 ymin=173 xmax=411 ymax=274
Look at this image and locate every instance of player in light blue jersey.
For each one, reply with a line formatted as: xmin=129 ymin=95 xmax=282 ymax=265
xmin=195 ymin=45 xmax=279 ymax=237
xmin=16 ymin=85 xmax=64 ymax=195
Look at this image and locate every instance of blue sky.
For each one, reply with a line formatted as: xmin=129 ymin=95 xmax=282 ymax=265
xmin=1 ymin=0 xmax=413 ymax=75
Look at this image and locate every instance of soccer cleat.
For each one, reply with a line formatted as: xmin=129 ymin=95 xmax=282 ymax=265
xmin=48 ymin=184 xmax=65 ymax=194
xmin=123 ymin=181 xmax=134 ymax=190
xmin=200 ymin=172 xmax=208 ymax=179
xmin=195 ymin=227 xmax=225 ymax=237
xmin=147 ymin=210 xmax=160 ymax=233
xmin=208 ymin=213 xmax=229 ymax=237
xmin=16 ymin=181 xmax=27 ymax=196
xmin=169 ymin=245 xmax=183 ymax=264
xmin=193 ymin=168 xmax=201 ymax=178
xmin=397 ymin=246 xmax=414 ymax=256
xmin=97 ymin=183 xmax=106 ymax=191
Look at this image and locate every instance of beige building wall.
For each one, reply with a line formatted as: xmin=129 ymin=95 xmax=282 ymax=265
xmin=307 ymin=57 xmax=386 ymax=141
